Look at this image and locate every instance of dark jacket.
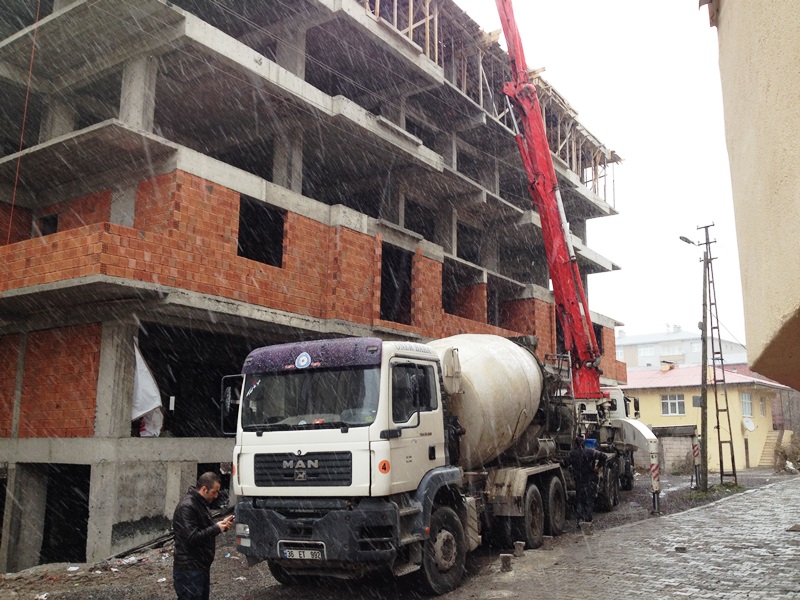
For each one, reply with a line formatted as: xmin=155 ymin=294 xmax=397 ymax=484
xmin=569 ymin=447 xmax=607 ymax=486
xmin=173 ymin=488 xmax=221 ymax=572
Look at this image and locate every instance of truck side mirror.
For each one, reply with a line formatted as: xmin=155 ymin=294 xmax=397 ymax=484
xmin=633 ymin=397 xmax=641 ymax=419
xmin=220 ymin=374 xmax=243 ymax=436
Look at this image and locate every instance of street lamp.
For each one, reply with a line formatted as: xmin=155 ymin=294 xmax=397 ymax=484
xmin=680 ymin=234 xmax=709 ymax=492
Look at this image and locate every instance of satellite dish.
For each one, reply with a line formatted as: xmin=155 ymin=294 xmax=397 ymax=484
xmin=743 ymin=417 xmax=756 ymax=432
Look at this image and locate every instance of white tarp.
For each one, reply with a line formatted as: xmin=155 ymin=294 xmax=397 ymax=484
xmin=132 ymin=340 xmax=163 ymax=436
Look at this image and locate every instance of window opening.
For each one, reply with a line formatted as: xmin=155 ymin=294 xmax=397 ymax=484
xmin=237 ymin=196 xmax=284 ymax=267
xmin=380 ymin=243 xmax=412 ymax=325
xmin=456 ymin=222 xmax=481 ymax=264
xmin=38 ymin=213 xmax=58 ymax=236
xmin=661 ymin=393 xmax=685 ymax=416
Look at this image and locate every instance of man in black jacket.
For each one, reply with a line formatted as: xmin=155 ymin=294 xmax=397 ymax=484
xmin=569 ymin=437 xmax=607 ymax=529
xmin=173 ymin=472 xmax=235 ymax=600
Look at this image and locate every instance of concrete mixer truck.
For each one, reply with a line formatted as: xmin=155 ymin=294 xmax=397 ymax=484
xmin=223 ymin=334 xmax=660 ymax=594
xmin=223 ymin=1 xmax=662 ymax=593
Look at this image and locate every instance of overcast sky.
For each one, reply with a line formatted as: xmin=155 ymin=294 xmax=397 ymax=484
xmin=452 ymin=1 xmax=746 ymax=345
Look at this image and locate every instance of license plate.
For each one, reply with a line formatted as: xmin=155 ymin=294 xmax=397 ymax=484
xmin=278 ymin=542 xmax=326 ymax=560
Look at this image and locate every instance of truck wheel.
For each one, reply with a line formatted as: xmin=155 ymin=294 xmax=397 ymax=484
xmin=595 ymin=466 xmax=618 ymax=512
xmin=511 ymin=484 xmax=544 ymax=549
xmin=416 ymin=506 xmax=466 ymax=595
xmin=267 ymin=560 xmax=301 ymax=586
xmin=620 ymin=453 xmax=634 ymax=491
xmin=542 ymin=477 xmax=566 ymax=536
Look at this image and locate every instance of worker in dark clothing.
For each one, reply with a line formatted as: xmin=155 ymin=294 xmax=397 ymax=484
xmin=569 ymin=437 xmax=607 ymax=528
xmin=173 ymin=472 xmax=235 ymax=600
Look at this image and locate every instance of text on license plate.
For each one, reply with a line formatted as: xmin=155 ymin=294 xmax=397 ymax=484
xmin=283 ymin=548 xmax=323 ymax=560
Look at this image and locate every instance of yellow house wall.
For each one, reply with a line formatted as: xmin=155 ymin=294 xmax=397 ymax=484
xmin=631 ymin=384 xmax=775 ymax=472
xmin=716 ymin=0 xmax=800 ymax=390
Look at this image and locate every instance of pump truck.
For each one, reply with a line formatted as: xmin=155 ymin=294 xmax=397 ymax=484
xmin=221 ymin=0 xmax=660 ymax=594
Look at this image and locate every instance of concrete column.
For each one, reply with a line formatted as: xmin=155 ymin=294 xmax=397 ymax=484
xmin=119 ymin=56 xmax=158 ymax=132
xmin=435 ymin=133 xmax=456 ymax=169
xmin=10 ymin=333 xmax=26 ymax=437
xmin=164 ymin=462 xmax=197 ymax=518
xmin=94 ymin=322 xmax=137 ymax=438
xmin=38 ymin=100 xmax=76 ymax=143
xmin=110 ymin=186 xmax=136 ymax=227
xmin=85 ymin=461 xmax=118 ymax=563
xmin=483 ymin=228 xmax=499 ymax=271
xmin=275 ymin=28 xmax=306 ymax=79
xmin=273 ymin=130 xmax=303 ymax=193
xmin=0 ymin=463 xmax=48 ymax=572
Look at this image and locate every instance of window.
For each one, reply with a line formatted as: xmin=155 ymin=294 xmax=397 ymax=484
xmin=237 ymin=197 xmax=284 ymax=267
xmin=37 ymin=213 xmax=59 ymax=237
xmin=691 ymin=342 xmax=702 ymax=353
xmin=638 ymin=346 xmax=655 ymax=357
xmin=662 ymin=345 xmax=680 ymax=355
xmin=391 ymin=362 xmax=437 ymax=423
xmin=380 ymin=243 xmax=413 ymax=324
xmin=741 ymin=393 xmax=753 ymax=417
xmin=661 ymin=394 xmax=685 ymax=416
xmin=616 ymin=347 xmax=624 ymax=361
xmin=760 ymin=397 xmax=766 ymax=417
xmin=740 ymin=392 xmax=753 ymax=417
xmin=456 ymin=222 xmax=482 ymax=264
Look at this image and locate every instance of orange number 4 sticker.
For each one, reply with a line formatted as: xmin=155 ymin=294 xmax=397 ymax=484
xmin=378 ymin=460 xmax=391 ymax=474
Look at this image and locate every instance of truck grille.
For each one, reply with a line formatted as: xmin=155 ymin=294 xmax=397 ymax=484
xmin=253 ymin=452 xmax=352 ymax=487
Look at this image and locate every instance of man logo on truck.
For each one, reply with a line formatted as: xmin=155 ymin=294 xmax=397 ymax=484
xmin=283 ymin=460 xmax=319 ymax=469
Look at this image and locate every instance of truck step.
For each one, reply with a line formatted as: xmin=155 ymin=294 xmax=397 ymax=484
xmin=399 ymin=533 xmax=424 ymax=546
xmin=399 ymin=505 xmax=422 ymax=517
xmin=392 ymin=562 xmax=421 ymax=577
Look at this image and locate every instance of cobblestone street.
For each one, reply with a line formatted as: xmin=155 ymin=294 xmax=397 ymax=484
xmin=473 ymin=478 xmax=800 ymax=599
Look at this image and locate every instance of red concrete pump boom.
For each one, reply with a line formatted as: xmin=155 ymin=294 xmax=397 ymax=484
xmin=495 ymin=0 xmax=604 ymax=400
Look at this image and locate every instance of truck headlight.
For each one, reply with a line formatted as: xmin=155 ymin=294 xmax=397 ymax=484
xmin=236 ymin=523 xmax=250 ymax=536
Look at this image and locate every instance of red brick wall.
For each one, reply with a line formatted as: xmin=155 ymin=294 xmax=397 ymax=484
xmin=134 ymin=173 xmax=176 ymax=235
xmin=533 ymin=298 xmax=556 ymax=356
xmin=411 ymin=251 xmax=443 ymax=334
xmin=454 ymin=283 xmax=487 ymax=323
xmin=321 ymin=225 xmax=374 ymax=324
xmin=0 ymin=204 xmax=32 ymax=245
xmin=0 ymin=170 xmax=571 ymax=347
xmin=36 ymin=191 xmax=111 ymax=233
xmin=18 ymin=324 xmax=101 ymax=438
xmin=601 ymin=327 xmax=626 ymax=383
xmin=0 ymin=225 xmax=105 ymax=290
xmin=0 ymin=335 xmax=20 ymax=437
xmin=500 ymin=298 xmax=537 ymax=335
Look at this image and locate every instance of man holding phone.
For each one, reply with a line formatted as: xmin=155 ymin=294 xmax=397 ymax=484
xmin=173 ymin=472 xmax=235 ymax=600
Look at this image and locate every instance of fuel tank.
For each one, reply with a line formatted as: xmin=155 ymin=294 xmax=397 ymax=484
xmin=428 ymin=334 xmax=544 ymax=470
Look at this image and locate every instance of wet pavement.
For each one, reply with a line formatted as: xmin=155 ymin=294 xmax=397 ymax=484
xmin=467 ymin=477 xmax=800 ymax=599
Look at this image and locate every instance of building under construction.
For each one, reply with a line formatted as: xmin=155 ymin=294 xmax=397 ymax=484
xmin=0 ymin=0 xmax=625 ymax=569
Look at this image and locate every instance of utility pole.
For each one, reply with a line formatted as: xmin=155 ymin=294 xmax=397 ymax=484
xmin=699 ymin=246 xmax=709 ymax=492
xmin=681 ymin=233 xmax=709 ymax=492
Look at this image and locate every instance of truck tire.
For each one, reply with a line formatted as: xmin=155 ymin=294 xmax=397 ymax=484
xmin=595 ymin=465 xmax=619 ymax=512
xmin=620 ymin=452 xmax=634 ymax=491
xmin=416 ymin=506 xmax=466 ymax=595
xmin=542 ymin=476 xmax=566 ymax=536
xmin=511 ymin=484 xmax=544 ymax=549
xmin=267 ymin=560 xmax=302 ymax=586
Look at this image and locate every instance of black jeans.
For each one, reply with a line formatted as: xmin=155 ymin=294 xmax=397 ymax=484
xmin=173 ymin=570 xmax=210 ymax=600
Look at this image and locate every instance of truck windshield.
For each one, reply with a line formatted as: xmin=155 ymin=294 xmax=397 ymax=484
xmin=241 ymin=366 xmax=380 ymax=430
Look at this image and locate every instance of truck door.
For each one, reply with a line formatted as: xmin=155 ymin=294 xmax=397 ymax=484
xmin=388 ymin=360 xmax=446 ymax=494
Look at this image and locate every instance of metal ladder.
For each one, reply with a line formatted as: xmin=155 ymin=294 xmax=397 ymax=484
xmin=702 ymin=224 xmax=738 ymax=486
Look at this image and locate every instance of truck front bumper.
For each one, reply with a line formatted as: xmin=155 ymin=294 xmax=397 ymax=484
xmin=235 ymin=496 xmax=401 ymax=568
